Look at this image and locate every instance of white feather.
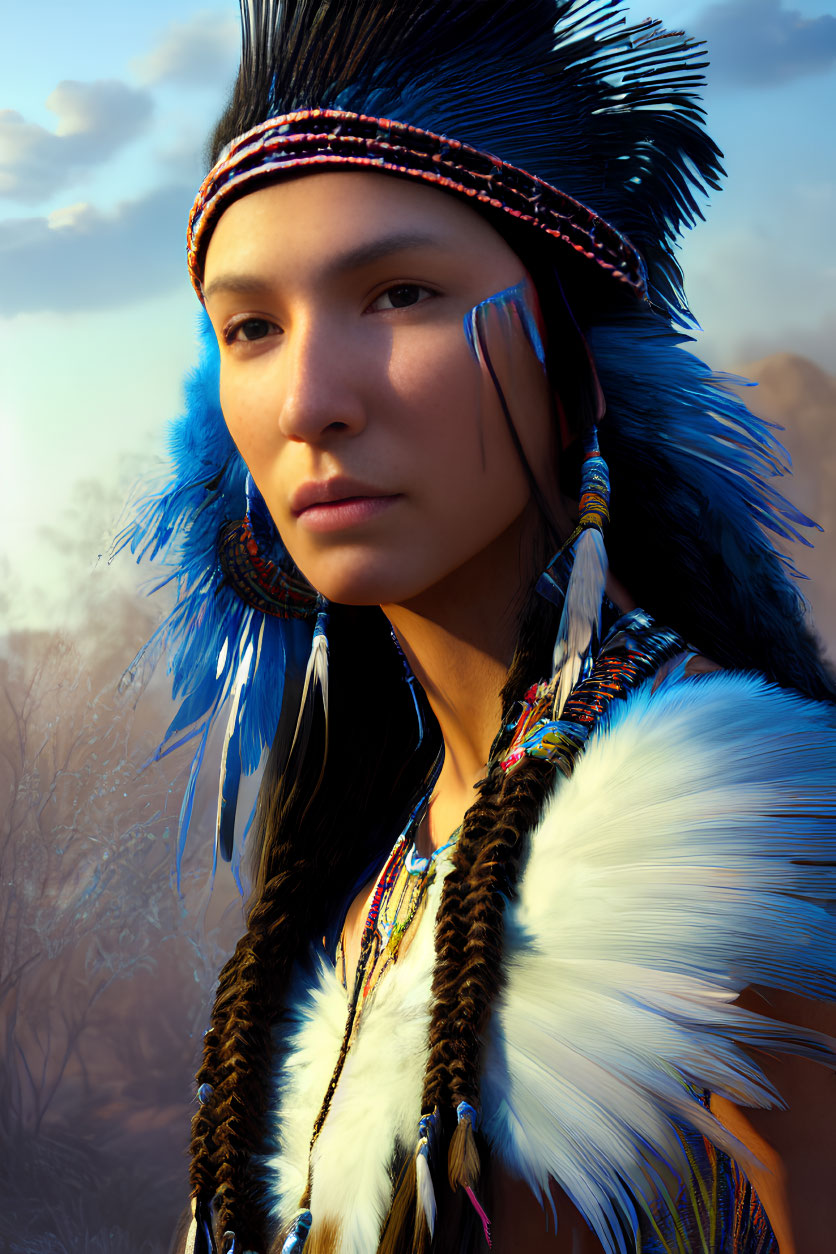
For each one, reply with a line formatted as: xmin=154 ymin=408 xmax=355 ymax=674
xmin=288 ymin=623 xmax=329 ymax=759
xmin=264 ymin=670 xmax=836 ymax=1253
xmin=183 ymin=1215 xmax=197 ymax=1254
xmin=415 ymin=1146 xmax=437 ymax=1236
xmin=552 ymin=527 xmax=608 ymax=716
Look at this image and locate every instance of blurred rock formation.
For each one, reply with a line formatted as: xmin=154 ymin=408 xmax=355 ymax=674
xmin=734 ymin=352 xmax=836 ymax=661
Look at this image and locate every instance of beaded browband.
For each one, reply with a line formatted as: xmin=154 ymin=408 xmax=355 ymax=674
xmin=187 ymin=108 xmax=648 ymax=301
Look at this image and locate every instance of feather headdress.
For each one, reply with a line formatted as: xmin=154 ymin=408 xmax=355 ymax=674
xmin=200 ymin=0 xmax=724 ymax=325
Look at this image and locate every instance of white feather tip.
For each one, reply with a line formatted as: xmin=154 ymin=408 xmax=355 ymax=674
xmin=416 ymin=1146 xmax=437 ymax=1237
xmin=552 ymin=527 xmax=608 ymax=718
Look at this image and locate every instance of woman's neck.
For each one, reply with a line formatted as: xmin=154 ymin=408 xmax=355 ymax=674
xmin=381 ymin=510 xmax=638 ymax=852
xmin=382 ymin=514 xmax=535 ymax=850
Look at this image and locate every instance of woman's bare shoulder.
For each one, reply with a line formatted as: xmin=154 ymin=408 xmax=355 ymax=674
xmin=710 ymin=986 xmax=836 ymax=1254
xmin=651 ymin=649 xmax=723 ymax=692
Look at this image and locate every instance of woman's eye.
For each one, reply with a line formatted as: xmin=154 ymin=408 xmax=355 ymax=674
xmin=225 ymin=317 xmax=277 ymax=344
xmin=369 ymin=284 xmax=433 ymax=312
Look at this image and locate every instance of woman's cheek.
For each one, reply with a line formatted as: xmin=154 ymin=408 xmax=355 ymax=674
xmin=220 ymin=375 xmax=275 ymax=481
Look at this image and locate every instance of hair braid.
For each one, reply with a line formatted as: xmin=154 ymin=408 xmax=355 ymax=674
xmin=214 ymin=862 xmax=315 ymax=1246
xmin=416 ymin=589 xmax=559 ymax=1233
xmin=188 ymin=959 xmax=241 ymax=1204
xmin=419 ymin=777 xmax=502 ymax=1117
xmin=187 ymin=855 xmax=315 ymax=1250
xmin=448 ymin=756 xmax=555 ymax=1110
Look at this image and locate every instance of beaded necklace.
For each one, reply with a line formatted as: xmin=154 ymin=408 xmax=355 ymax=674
xmin=338 ymin=825 xmax=459 ymax=1016
xmin=285 ymin=782 xmax=456 ymax=1248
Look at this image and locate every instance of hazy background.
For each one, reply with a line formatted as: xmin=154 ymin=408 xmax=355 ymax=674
xmin=1 ymin=2 xmax=834 ymax=1250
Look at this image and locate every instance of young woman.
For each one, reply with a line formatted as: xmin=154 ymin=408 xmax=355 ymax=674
xmin=121 ymin=2 xmax=836 ymax=1252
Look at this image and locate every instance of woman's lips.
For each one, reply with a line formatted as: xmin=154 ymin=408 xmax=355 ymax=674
xmin=295 ymin=494 xmax=401 ymax=533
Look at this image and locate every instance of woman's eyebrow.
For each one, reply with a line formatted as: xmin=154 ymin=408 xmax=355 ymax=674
xmin=326 ymin=229 xmax=447 ymax=274
xmin=203 ymin=230 xmax=449 ymax=302
xmin=203 ymin=274 xmax=275 ymax=302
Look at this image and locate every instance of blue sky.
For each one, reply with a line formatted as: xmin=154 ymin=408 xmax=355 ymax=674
xmin=1 ymin=0 xmax=834 ymax=628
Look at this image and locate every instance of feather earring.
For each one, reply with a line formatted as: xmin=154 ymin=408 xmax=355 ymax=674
xmin=551 ymin=428 xmax=611 ymax=718
xmin=289 ymin=608 xmax=330 ymax=760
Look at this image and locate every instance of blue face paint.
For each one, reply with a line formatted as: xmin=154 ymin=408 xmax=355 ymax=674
xmin=463 ymin=278 xmax=547 ymax=372
xmin=460 ymin=276 xmax=552 ymax=485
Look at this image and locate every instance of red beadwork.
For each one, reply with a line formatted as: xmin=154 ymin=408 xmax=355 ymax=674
xmin=187 ymin=109 xmax=647 ymax=302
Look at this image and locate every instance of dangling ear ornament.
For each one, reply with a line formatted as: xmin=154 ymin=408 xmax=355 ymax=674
xmin=213 ymin=474 xmax=326 ymax=870
xmin=287 ymin=608 xmax=330 ymax=762
xmin=550 ymin=427 xmax=611 ymax=718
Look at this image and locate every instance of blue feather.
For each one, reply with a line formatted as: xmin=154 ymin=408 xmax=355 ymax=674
xmin=114 ymin=311 xmax=313 ymax=874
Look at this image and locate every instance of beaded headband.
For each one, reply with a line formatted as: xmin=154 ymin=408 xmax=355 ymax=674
xmin=187 ymin=108 xmax=648 ymax=302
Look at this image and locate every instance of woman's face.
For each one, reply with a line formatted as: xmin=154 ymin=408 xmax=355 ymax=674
xmin=202 ymin=170 xmax=557 ymax=607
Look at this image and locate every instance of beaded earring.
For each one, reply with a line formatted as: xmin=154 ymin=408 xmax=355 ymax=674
xmin=549 ymin=425 xmax=611 ymax=717
xmin=218 ymin=473 xmax=323 ymax=620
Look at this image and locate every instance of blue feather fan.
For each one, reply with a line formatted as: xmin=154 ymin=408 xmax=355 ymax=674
xmin=114 ymin=313 xmax=313 ymax=883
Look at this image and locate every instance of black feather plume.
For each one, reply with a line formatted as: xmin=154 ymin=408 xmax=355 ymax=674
xmin=209 ymin=0 xmax=724 ymax=325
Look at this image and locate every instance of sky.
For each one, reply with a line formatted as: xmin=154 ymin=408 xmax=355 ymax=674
xmin=1 ymin=0 xmax=835 ymax=629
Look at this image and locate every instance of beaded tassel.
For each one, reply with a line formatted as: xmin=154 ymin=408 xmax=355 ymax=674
xmin=551 ymin=428 xmax=611 ymax=718
xmin=449 ymin=1102 xmax=492 ymax=1248
xmin=281 ymin=1209 xmax=312 ymax=1253
xmin=413 ymin=1108 xmax=440 ymax=1246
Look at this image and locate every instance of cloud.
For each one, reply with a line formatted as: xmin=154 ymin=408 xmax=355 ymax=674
xmin=0 ymin=80 xmax=153 ymax=205
xmin=683 ymin=221 xmax=836 ymax=372
xmin=0 ymin=184 xmax=193 ymax=315
xmin=693 ymin=0 xmax=836 ymax=87
xmin=133 ymin=10 xmax=239 ymax=88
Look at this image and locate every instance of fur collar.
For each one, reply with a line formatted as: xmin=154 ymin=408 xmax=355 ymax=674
xmin=263 ymin=670 xmax=836 ymax=1253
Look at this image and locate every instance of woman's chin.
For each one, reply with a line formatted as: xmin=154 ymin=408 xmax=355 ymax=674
xmin=301 ymin=565 xmax=434 ymax=609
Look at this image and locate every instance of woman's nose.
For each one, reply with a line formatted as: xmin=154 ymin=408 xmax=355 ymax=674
xmin=277 ymin=318 xmax=368 ymax=444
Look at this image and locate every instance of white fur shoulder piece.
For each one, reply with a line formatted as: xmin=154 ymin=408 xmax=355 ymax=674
xmin=483 ymin=670 xmax=836 ymax=1249
xmin=265 ymin=671 xmax=836 ymax=1254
